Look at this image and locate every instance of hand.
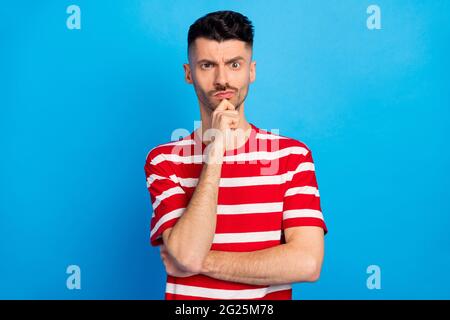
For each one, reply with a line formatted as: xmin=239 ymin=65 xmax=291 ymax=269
xmin=207 ymin=99 xmax=240 ymax=156
xmin=160 ymin=245 xmax=198 ymax=278
xmin=212 ymin=99 xmax=240 ymax=132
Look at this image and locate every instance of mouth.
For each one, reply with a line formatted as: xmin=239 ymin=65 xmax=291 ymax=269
xmin=213 ymin=90 xmax=235 ymax=99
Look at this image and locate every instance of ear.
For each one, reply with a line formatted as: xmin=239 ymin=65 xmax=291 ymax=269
xmin=250 ymin=60 xmax=256 ymax=83
xmin=183 ymin=63 xmax=193 ymax=84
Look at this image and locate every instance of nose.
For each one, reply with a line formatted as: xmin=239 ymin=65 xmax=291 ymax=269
xmin=214 ymin=64 xmax=228 ymax=88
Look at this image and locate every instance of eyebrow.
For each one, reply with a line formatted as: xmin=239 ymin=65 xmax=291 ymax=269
xmin=197 ymin=56 xmax=246 ymax=65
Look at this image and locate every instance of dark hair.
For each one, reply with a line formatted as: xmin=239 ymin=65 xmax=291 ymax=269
xmin=187 ymin=11 xmax=254 ymax=54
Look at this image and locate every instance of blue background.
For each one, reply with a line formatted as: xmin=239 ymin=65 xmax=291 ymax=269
xmin=1 ymin=0 xmax=449 ymax=299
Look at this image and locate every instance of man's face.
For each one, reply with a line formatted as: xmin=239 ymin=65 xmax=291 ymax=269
xmin=184 ymin=38 xmax=256 ymax=112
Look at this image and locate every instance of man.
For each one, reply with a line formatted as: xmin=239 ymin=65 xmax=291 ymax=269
xmin=144 ymin=10 xmax=327 ymax=300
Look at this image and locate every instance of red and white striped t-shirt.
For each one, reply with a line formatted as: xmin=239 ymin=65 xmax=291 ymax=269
xmin=144 ymin=123 xmax=327 ymax=300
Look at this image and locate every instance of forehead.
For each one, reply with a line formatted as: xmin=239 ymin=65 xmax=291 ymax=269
xmin=190 ymin=38 xmax=251 ymax=61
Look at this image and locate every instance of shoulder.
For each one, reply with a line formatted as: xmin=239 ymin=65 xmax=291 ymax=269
xmin=145 ymin=133 xmax=195 ymax=167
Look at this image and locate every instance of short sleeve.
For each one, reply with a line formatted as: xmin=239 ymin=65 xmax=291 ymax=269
xmin=282 ymin=147 xmax=328 ymax=234
xmin=144 ymin=149 xmax=188 ymax=246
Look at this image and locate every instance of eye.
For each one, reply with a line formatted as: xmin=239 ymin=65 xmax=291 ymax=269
xmin=230 ymin=62 xmax=241 ymax=69
xmin=201 ymin=63 xmax=213 ymax=70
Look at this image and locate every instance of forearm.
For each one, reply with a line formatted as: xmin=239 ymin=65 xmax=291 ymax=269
xmin=165 ymin=146 xmax=223 ymax=272
xmin=201 ymin=243 xmax=321 ymax=286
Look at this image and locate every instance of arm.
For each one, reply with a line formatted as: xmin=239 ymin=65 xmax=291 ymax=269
xmin=162 ymin=153 xmax=222 ymax=273
xmin=200 ymin=226 xmax=324 ymax=285
xmin=162 ymin=100 xmax=240 ymax=273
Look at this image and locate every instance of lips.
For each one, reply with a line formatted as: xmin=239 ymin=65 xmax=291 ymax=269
xmin=214 ymin=91 xmax=234 ymax=99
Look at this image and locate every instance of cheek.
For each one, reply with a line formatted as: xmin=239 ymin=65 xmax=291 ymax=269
xmin=236 ymin=76 xmax=250 ymax=92
xmin=234 ymin=69 xmax=251 ymax=85
xmin=194 ymin=74 xmax=213 ymax=91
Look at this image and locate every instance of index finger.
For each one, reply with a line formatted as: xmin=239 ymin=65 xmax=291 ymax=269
xmin=216 ymin=99 xmax=236 ymax=111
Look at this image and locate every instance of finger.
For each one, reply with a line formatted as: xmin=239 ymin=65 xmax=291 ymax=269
xmin=212 ymin=112 xmax=239 ymax=127
xmin=222 ymin=99 xmax=236 ymax=111
xmin=221 ymin=110 xmax=239 ymax=116
xmin=215 ymin=99 xmax=228 ymax=112
xmin=225 ymin=117 xmax=239 ymax=129
xmin=216 ymin=99 xmax=236 ymax=111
